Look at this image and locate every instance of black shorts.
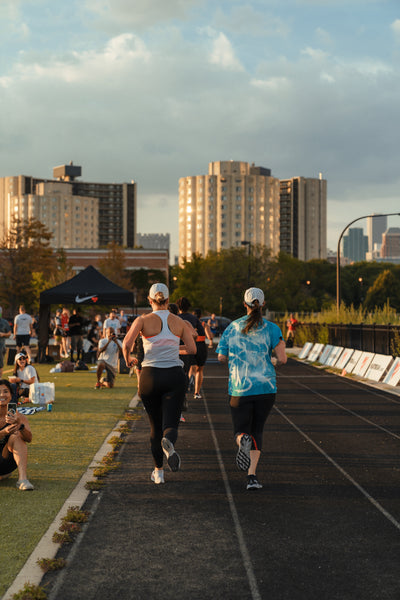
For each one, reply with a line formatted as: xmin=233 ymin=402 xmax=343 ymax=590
xmin=16 ymin=334 xmax=30 ymax=347
xmin=0 ymin=446 xmax=17 ymax=476
xmin=230 ymin=393 xmax=276 ymax=451
xmin=194 ymin=341 xmax=208 ymax=367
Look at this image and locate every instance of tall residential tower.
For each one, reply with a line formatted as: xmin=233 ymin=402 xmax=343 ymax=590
xmin=179 ymin=161 xmax=281 ymax=261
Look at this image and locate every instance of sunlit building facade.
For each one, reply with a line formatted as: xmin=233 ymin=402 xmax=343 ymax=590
xmin=179 ymin=161 xmax=281 ymax=261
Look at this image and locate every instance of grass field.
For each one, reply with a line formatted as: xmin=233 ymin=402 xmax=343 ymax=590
xmin=0 ymin=362 xmax=137 ymax=597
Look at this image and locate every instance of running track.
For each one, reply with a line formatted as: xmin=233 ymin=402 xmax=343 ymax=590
xmin=41 ymin=356 xmax=400 ymax=600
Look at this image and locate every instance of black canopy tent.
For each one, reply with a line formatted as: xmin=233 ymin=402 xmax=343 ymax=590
xmin=38 ymin=265 xmax=134 ymax=362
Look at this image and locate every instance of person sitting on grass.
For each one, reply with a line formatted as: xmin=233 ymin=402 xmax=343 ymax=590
xmin=95 ymin=327 xmax=123 ymax=389
xmin=9 ymin=352 xmax=39 ymax=402
xmin=0 ymin=379 xmax=34 ymax=491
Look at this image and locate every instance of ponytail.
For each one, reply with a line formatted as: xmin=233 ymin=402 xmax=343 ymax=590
xmin=242 ymin=300 xmax=263 ymax=334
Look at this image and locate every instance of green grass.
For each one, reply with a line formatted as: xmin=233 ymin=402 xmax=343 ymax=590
xmin=0 ymin=363 xmax=137 ymax=597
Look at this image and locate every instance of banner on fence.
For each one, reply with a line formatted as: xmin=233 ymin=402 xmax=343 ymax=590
xmin=352 ymin=352 xmax=375 ymax=377
xmin=383 ymin=357 xmax=400 ymax=386
xmin=318 ymin=345 xmax=333 ymax=364
xmin=298 ymin=342 xmax=313 ymax=360
xmin=335 ymin=348 xmax=354 ymax=370
xmin=325 ymin=346 xmax=344 ymax=367
xmin=344 ymin=350 xmax=363 ymax=374
xmin=307 ymin=343 xmax=325 ymax=362
xmin=364 ymin=354 xmax=393 ymax=382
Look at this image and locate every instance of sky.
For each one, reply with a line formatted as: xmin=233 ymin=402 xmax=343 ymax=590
xmin=1 ymin=0 xmax=400 ymax=259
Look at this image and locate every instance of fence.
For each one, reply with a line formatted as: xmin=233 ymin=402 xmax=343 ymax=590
xmin=279 ymin=321 xmax=400 ymax=356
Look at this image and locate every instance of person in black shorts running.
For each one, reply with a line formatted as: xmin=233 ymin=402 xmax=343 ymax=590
xmin=123 ymin=284 xmax=196 ymax=485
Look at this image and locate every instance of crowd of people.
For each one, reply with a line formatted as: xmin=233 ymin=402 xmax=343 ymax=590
xmin=0 ymin=285 xmax=288 ymax=493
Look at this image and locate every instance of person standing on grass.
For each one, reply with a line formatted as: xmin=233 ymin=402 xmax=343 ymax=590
xmin=0 ymin=308 xmax=11 ymax=378
xmin=95 ymin=327 xmax=123 ymax=389
xmin=122 ymin=284 xmax=196 ymax=485
xmin=0 ymin=379 xmax=33 ymax=490
xmin=217 ymin=287 xmax=287 ymax=491
xmin=14 ymin=305 xmax=33 ymax=362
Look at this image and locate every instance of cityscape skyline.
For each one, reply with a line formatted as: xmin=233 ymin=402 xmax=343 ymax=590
xmin=1 ymin=1 xmax=400 ymax=259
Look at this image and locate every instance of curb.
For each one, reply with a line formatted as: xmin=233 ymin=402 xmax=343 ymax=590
xmin=2 ymin=394 xmax=140 ymax=600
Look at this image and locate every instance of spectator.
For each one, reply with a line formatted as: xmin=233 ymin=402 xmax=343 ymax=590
xmin=207 ymin=313 xmax=218 ymax=337
xmin=68 ymin=308 xmax=84 ymax=362
xmin=9 ymin=353 xmax=39 ymax=402
xmin=103 ymin=309 xmax=121 ymax=337
xmin=87 ymin=321 xmax=101 ymax=364
xmin=0 ymin=379 xmax=34 ymax=490
xmin=14 ymin=305 xmax=33 ymax=362
xmin=119 ymin=310 xmax=128 ymax=334
xmin=94 ymin=314 xmax=103 ymax=334
xmin=95 ymin=327 xmax=123 ymax=388
xmin=286 ymin=313 xmax=299 ymax=346
xmin=60 ymin=307 xmax=70 ymax=358
xmin=0 ymin=307 xmax=11 ymax=378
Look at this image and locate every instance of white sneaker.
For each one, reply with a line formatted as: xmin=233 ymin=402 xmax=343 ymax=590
xmin=161 ymin=437 xmax=181 ymax=472
xmin=16 ymin=479 xmax=34 ymax=491
xmin=151 ymin=469 xmax=165 ymax=484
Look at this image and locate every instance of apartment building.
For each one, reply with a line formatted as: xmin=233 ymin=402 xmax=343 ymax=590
xmin=179 ymin=161 xmax=281 ymax=261
xmin=279 ymin=175 xmax=327 ymax=261
xmin=0 ymin=163 xmax=136 ymax=249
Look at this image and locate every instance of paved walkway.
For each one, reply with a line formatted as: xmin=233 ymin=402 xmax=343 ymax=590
xmin=14 ymin=354 xmax=400 ymax=599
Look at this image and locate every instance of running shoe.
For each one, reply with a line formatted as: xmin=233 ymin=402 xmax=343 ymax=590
xmin=151 ymin=469 xmax=165 ymax=484
xmin=193 ymin=393 xmax=202 ymax=399
xmin=236 ymin=433 xmax=252 ymax=471
xmin=246 ymin=475 xmax=263 ymax=490
xmin=94 ymin=382 xmax=102 ymax=389
xmin=16 ymin=479 xmax=34 ymax=491
xmin=180 ymin=414 xmax=186 ymax=422
xmin=161 ymin=437 xmax=181 ymax=472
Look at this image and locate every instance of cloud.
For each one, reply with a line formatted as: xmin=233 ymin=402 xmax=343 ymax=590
xmin=208 ymin=31 xmax=244 ymax=71
xmin=83 ymin=0 xmax=201 ymax=30
xmin=391 ymin=19 xmax=400 ymax=36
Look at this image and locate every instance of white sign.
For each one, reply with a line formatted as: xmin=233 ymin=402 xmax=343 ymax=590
xmin=325 ymin=346 xmax=344 ymax=367
xmin=298 ymin=342 xmax=313 ymax=359
xmin=383 ymin=357 xmax=400 ymax=386
xmin=307 ymin=343 xmax=325 ymax=362
xmin=352 ymin=352 xmax=375 ymax=377
xmin=319 ymin=345 xmax=333 ymax=364
xmin=335 ymin=348 xmax=354 ymax=370
xmin=344 ymin=350 xmax=363 ymax=373
xmin=365 ymin=354 xmax=393 ymax=382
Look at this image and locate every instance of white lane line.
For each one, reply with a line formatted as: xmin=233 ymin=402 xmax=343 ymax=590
xmin=282 ymin=377 xmax=400 ymax=441
xmin=202 ymin=393 xmax=262 ymax=600
xmin=274 ymin=406 xmax=400 ymax=533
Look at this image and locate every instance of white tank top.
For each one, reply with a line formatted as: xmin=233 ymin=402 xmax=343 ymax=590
xmin=141 ymin=310 xmax=183 ymax=368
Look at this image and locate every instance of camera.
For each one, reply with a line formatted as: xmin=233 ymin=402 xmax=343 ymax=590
xmin=7 ymin=402 xmax=17 ymax=415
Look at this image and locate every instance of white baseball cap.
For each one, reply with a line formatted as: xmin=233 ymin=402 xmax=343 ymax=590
xmin=244 ymin=287 xmax=265 ymax=307
xmin=149 ymin=283 xmax=169 ymax=300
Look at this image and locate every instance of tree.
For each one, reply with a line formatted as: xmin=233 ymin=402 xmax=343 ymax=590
xmin=0 ymin=218 xmax=57 ymax=314
xmin=98 ymin=242 xmax=131 ymax=288
xmin=364 ymin=269 xmax=400 ymax=310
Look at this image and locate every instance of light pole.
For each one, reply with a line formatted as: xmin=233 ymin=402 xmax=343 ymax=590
xmin=241 ymin=240 xmax=251 ymax=286
xmin=336 ymin=212 xmax=400 ymax=314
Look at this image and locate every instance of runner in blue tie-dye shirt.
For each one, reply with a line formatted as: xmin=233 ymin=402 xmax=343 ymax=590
xmin=217 ymin=287 xmax=287 ymax=490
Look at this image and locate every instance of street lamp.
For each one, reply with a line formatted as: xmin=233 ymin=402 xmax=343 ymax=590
xmin=241 ymin=240 xmax=251 ymax=286
xmin=336 ymin=212 xmax=400 ymax=314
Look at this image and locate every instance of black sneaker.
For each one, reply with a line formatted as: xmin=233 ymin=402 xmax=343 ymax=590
xmin=246 ymin=475 xmax=263 ymax=490
xmin=236 ymin=433 xmax=252 ymax=471
xmin=161 ymin=437 xmax=181 ymax=472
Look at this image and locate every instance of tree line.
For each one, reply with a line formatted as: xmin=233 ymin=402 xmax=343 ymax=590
xmin=1 ymin=218 xmax=399 ymax=320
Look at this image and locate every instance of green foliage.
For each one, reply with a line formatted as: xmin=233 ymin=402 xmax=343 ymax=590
xmin=12 ymin=582 xmax=48 ymax=600
xmin=37 ymin=558 xmax=67 ymax=573
xmin=364 ymin=270 xmax=400 ymax=311
xmin=97 ymin=242 xmax=131 ymax=288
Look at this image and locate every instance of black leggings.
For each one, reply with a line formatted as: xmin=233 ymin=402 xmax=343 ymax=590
xmin=230 ymin=393 xmax=276 ymax=451
xmin=139 ymin=366 xmax=187 ymax=468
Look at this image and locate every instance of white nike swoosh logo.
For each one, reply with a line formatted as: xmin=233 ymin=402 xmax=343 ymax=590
xmin=75 ymin=295 xmax=97 ymax=303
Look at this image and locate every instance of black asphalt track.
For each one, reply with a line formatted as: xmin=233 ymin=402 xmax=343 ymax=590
xmin=43 ymin=356 xmax=400 ymax=600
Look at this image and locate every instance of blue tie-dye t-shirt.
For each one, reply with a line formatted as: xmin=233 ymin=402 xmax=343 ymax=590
xmin=216 ymin=316 xmax=283 ymax=396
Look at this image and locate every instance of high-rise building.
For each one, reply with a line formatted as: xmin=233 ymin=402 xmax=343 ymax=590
xmin=0 ymin=163 xmax=137 ymax=249
xmin=279 ymin=175 xmax=327 ymax=260
xmin=381 ymin=227 xmax=400 ymax=258
xmin=179 ymin=161 xmax=281 ymax=261
xmin=342 ymin=227 xmax=368 ymax=262
xmin=367 ymin=214 xmax=387 ymax=253
xmin=137 ymin=233 xmax=170 ymax=251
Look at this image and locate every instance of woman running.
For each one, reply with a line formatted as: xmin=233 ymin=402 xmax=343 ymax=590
xmin=122 ymin=284 xmax=196 ymax=484
xmin=217 ymin=287 xmax=287 ymax=490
